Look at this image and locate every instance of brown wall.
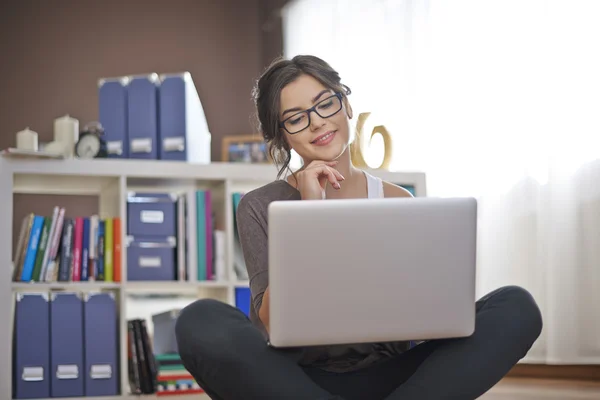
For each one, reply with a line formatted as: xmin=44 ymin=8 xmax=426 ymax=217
xmin=0 ymin=0 xmax=289 ymax=159
xmin=1 ymin=0 xmax=289 ymax=255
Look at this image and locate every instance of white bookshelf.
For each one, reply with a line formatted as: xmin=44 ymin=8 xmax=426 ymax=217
xmin=0 ymin=157 xmax=426 ymax=400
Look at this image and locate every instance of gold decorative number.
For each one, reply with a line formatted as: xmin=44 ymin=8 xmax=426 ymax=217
xmin=350 ymin=112 xmax=394 ymax=170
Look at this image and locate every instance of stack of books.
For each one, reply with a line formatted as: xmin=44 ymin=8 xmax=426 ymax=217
xmin=155 ymin=354 xmax=203 ymax=396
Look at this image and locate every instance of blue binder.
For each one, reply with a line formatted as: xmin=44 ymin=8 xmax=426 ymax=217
xmin=13 ymin=293 xmax=50 ymax=399
xmin=127 ymin=74 xmax=159 ymax=160
xmin=83 ymin=292 xmax=118 ymax=396
xmin=98 ymin=77 xmax=129 ymax=158
xmin=50 ymin=293 xmax=84 ymax=397
xmin=235 ymin=287 xmax=251 ymax=317
xmin=158 ymin=72 xmax=211 ymax=162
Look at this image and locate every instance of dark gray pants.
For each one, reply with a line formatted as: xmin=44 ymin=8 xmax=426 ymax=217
xmin=175 ymin=285 xmax=542 ymax=400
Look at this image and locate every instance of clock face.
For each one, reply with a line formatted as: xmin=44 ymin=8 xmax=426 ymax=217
xmin=76 ymin=134 xmax=101 ymax=158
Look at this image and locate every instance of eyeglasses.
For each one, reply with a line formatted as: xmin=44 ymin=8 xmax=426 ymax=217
xmin=280 ymin=92 xmax=344 ymax=134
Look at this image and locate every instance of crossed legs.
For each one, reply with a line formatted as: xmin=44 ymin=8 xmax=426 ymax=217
xmin=175 ymin=285 xmax=542 ymax=400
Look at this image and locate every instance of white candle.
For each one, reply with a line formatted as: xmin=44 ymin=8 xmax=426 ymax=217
xmin=54 ymin=115 xmax=79 ymax=158
xmin=16 ymin=127 xmax=38 ymax=151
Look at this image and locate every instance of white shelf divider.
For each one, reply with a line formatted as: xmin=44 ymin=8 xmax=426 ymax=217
xmin=0 ymin=157 xmax=426 ymax=400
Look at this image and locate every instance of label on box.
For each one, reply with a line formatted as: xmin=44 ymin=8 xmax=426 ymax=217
xmin=163 ymin=136 xmax=185 ymax=152
xmin=57 ymin=364 xmax=79 ymax=380
xmin=106 ymin=140 xmax=123 ymax=155
xmin=139 ymin=256 xmax=161 ymax=268
xmin=140 ymin=210 xmax=164 ymax=223
xmin=131 ymin=138 xmax=152 ymax=153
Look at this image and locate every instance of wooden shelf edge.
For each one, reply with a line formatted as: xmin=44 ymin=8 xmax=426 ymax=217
xmin=11 ymin=282 xmax=120 ymax=292
xmin=507 ymin=364 xmax=600 ymax=382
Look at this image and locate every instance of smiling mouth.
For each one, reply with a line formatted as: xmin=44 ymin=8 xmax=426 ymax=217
xmin=311 ymin=130 xmax=336 ymax=144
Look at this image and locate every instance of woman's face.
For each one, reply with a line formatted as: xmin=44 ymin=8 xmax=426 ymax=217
xmin=279 ymin=74 xmax=352 ymax=164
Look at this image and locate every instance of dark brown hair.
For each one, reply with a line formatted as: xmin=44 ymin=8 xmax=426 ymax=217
xmin=252 ymin=55 xmax=351 ymax=178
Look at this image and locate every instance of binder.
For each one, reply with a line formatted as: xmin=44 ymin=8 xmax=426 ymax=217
xmin=152 ymin=309 xmax=181 ymax=354
xmin=99 ymin=77 xmax=129 ymax=158
xmin=158 ymin=72 xmax=211 ymax=162
xmin=83 ymin=292 xmax=118 ymax=396
xmin=128 ymin=74 xmax=159 ymax=160
xmin=13 ymin=293 xmax=50 ymax=399
xmin=50 ymin=293 xmax=84 ymax=397
xmin=235 ymin=287 xmax=251 ymax=317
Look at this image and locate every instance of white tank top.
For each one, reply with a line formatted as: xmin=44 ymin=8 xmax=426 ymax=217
xmin=364 ymin=171 xmax=384 ymax=199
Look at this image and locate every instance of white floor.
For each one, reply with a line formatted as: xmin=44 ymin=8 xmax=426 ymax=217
xmin=187 ymin=378 xmax=600 ymax=400
xmin=479 ymin=378 xmax=600 ymax=400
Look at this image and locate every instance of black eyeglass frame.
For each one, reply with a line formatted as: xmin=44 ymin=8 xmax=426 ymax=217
xmin=279 ymin=92 xmax=344 ymax=134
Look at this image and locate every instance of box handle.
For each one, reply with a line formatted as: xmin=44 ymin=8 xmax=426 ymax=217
xmin=22 ymin=366 xmax=44 ymax=382
xmin=130 ymin=138 xmax=152 ymax=153
xmin=57 ymin=364 xmax=79 ymax=380
xmin=106 ymin=140 xmax=123 ymax=155
xmin=127 ymin=236 xmax=176 ymax=248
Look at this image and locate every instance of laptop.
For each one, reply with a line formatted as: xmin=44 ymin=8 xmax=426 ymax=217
xmin=267 ymin=196 xmax=477 ymax=348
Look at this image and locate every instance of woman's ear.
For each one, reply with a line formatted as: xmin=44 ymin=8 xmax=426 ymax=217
xmin=281 ymin=130 xmax=291 ymax=150
xmin=344 ymin=98 xmax=353 ymax=119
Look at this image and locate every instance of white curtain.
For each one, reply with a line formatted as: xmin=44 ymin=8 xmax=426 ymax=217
xmin=282 ymin=0 xmax=600 ymax=364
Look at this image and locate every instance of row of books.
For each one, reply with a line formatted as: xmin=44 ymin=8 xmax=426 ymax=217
xmin=12 ymin=190 xmax=248 ymax=284
xmin=127 ymin=319 xmax=158 ymax=394
xmin=12 ymin=207 xmax=121 ymax=283
xmin=13 ymin=292 xmax=118 ymax=399
xmin=153 ymin=189 xmax=225 ymax=282
xmin=125 ymin=189 xmax=238 ymax=282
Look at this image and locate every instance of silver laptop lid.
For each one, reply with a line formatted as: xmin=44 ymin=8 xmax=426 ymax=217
xmin=267 ymin=197 xmax=477 ymax=347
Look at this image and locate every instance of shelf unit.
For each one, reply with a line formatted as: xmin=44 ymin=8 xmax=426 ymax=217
xmin=0 ymin=157 xmax=426 ymax=400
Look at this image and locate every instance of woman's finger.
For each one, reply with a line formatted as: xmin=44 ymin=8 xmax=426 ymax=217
xmin=315 ymin=166 xmax=341 ymax=189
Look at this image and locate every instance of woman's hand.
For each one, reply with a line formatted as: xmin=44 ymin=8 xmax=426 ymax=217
xmin=294 ymin=160 xmax=345 ymax=200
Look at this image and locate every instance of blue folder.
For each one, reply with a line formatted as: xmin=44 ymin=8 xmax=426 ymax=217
xmin=84 ymin=292 xmax=118 ymax=396
xmin=50 ymin=293 xmax=84 ymax=397
xmin=98 ymin=77 xmax=129 ymax=158
xmin=158 ymin=72 xmax=211 ymax=162
xmin=235 ymin=287 xmax=251 ymax=317
xmin=127 ymin=74 xmax=159 ymax=160
xmin=13 ymin=293 xmax=50 ymax=399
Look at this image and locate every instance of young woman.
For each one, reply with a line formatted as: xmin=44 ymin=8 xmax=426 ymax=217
xmin=175 ymin=55 xmax=543 ymax=400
